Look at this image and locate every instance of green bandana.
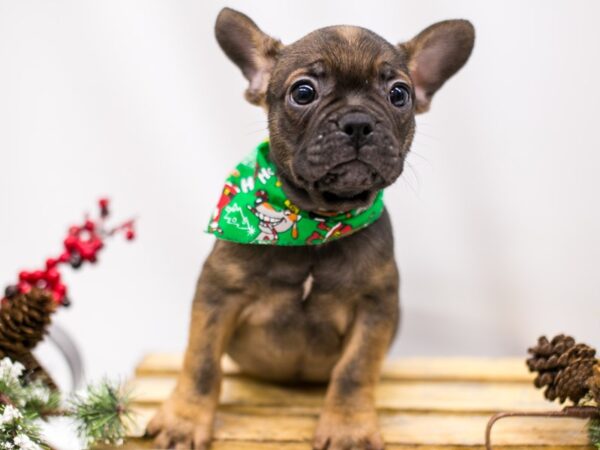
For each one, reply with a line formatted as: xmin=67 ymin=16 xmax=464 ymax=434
xmin=206 ymin=141 xmax=384 ymax=246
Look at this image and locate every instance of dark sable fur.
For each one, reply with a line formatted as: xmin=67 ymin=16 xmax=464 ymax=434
xmin=211 ymin=209 xmax=394 ymax=289
xmin=219 ymin=209 xmax=399 ymax=381
xmin=335 ymin=353 xmax=362 ymax=397
xmin=195 ymin=345 xmax=216 ymax=395
xmin=147 ymin=8 xmax=474 ymax=450
xmin=267 ymin=27 xmax=416 ymax=212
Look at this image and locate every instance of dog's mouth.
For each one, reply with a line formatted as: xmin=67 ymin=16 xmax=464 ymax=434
xmin=312 ymin=160 xmax=382 ymax=206
xmin=321 ymin=190 xmax=372 ymax=204
xmin=282 ymin=158 xmax=390 ymax=212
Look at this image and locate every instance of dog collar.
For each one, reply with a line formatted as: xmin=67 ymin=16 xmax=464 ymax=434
xmin=206 ymin=141 xmax=384 ymax=246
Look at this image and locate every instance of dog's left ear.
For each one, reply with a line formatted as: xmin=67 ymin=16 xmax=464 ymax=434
xmin=400 ymin=20 xmax=475 ymax=113
xmin=215 ymin=8 xmax=283 ymax=107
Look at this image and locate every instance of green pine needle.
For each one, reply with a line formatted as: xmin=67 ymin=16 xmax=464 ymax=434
xmin=590 ymin=418 xmax=600 ymax=449
xmin=0 ymin=405 xmax=48 ymax=450
xmin=69 ymin=379 xmax=134 ymax=447
xmin=0 ymin=359 xmax=58 ymax=417
xmin=22 ymin=380 xmax=61 ymax=418
xmin=1 ymin=357 xmax=136 ymax=449
xmin=0 ymin=358 xmax=26 ymax=401
xmin=0 ymin=357 xmax=51 ymax=449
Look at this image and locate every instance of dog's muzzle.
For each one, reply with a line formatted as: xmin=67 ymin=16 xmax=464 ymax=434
xmin=315 ymin=160 xmax=383 ymax=201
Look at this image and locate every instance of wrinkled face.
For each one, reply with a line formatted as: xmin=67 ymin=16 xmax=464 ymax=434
xmin=215 ymin=8 xmax=474 ymax=212
xmin=267 ymin=27 xmax=415 ymax=211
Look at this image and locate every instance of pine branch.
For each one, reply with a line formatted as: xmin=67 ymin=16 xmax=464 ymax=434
xmin=0 ymin=405 xmax=48 ymax=450
xmin=590 ymin=418 xmax=600 ymax=449
xmin=69 ymin=379 xmax=134 ymax=447
xmin=0 ymin=358 xmax=49 ymax=449
xmin=0 ymin=357 xmax=135 ymax=449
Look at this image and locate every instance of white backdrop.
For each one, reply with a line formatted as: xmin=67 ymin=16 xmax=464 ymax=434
xmin=1 ymin=1 xmax=599 ymax=382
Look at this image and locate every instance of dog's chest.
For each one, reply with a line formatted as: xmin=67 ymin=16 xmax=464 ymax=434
xmin=237 ymin=251 xmax=362 ymax=332
xmin=301 ymin=273 xmax=314 ymax=300
xmin=257 ymin=247 xmax=370 ymax=294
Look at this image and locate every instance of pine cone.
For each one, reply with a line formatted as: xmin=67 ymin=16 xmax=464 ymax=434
xmin=0 ymin=288 xmax=58 ymax=388
xmin=590 ymin=365 xmax=600 ymax=406
xmin=0 ymin=288 xmax=56 ymax=352
xmin=527 ymin=334 xmax=598 ymax=404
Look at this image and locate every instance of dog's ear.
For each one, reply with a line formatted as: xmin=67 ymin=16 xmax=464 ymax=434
xmin=400 ymin=20 xmax=475 ymax=113
xmin=215 ymin=8 xmax=283 ymax=107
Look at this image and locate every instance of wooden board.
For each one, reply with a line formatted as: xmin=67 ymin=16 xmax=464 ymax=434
xmin=104 ymin=440 xmax=593 ymax=450
xmin=130 ymin=376 xmax=556 ymax=414
xmin=135 ymin=354 xmax=534 ymax=383
xmin=121 ymin=355 xmax=594 ymax=449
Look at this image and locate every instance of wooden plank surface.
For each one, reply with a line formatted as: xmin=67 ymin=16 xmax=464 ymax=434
xmin=127 ymin=407 xmax=592 ymax=447
xmin=123 ymin=355 xmax=594 ymax=449
xmin=129 ymin=376 xmax=558 ymax=414
xmin=135 ymin=354 xmax=534 ymax=382
xmin=106 ymin=441 xmax=593 ymax=450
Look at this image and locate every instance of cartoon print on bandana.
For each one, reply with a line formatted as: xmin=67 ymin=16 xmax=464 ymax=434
xmin=208 ymin=182 xmax=239 ymax=234
xmin=248 ymin=190 xmax=300 ymax=243
xmin=222 ymin=204 xmax=257 ymax=237
xmin=305 ymin=212 xmax=354 ymax=245
xmin=205 ymin=141 xmax=385 ymax=246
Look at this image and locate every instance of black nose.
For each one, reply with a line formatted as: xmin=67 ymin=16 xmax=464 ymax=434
xmin=339 ymin=112 xmax=375 ymax=148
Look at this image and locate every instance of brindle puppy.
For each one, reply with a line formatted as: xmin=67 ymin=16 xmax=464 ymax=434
xmin=147 ymin=8 xmax=474 ymax=450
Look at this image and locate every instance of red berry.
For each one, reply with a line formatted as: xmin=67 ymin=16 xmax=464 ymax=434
xmin=69 ymin=226 xmax=81 ymax=235
xmin=126 ymin=230 xmax=135 ymax=240
xmin=46 ymin=269 xmax=60 ymax=285
xmin=54 ymin=283 xmax=66 ymax=296
xmin=59 ymin=252 xmax=71 ymax=262
xmin=4 ymin=285 xmax=19 ymax=299
xmin=32 ymin=270 xmax=44 ymax=281
xmin=79 ymin=248 xmax=94 ymax=261
xmin=84 ymin=220 xmax=95 ymax=232
xmin=45 ymin=258 xmax=58 ymax=269
xmin=90 ymin=238 xmax=103 ymax=251
xmin=99 ymin=198 xmax=110 ymax=217
xmin=73 ymin=240 xmax=87 ymax=255
xmin=69 ymin=252 xmax=83 ymax=268
xmin=64 ymin=235 xmax=78 ymax=250
xmin=19 ymin=271 xmax=29 ymax=281
xmin=17 ymin=282 xmax=31 ymax=294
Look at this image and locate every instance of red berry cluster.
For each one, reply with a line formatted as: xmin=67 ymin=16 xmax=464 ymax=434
xmin=2 ymin=198 xmax=135 ymax=306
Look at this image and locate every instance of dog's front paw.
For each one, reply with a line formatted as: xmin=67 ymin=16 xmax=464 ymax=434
xmin=313 ymin=409 xmax=384 ymax=450
xmin=146 ymin=396 xmax=214 ymax=450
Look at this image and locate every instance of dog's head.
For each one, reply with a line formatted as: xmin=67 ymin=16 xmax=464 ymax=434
xmin=215 ymin=8 xmax=474 ymax=212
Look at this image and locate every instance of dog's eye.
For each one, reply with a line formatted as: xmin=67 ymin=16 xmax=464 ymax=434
xmin=290 ymin=82 xmax=316 ymax=105
xmin=389 ymin=83 xmax=411 ymax=108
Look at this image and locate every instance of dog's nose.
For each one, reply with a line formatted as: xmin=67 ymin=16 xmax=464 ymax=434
xmin=339 ymin=112 xmax=375 ymax=148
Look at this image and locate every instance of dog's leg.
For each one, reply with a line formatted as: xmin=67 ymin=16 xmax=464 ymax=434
xmin=146 ymin=265 xmax=247 ymax=450
xmin=313 ymin=261 xmax=399 ymax=450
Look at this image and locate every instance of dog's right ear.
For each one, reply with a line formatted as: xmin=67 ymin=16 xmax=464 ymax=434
xmin=215 ymin=8 xmax=283 ymax=107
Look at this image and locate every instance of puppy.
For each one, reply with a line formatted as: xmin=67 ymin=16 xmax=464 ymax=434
xmin=147 ymin=8 xmax=474 ymax=450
